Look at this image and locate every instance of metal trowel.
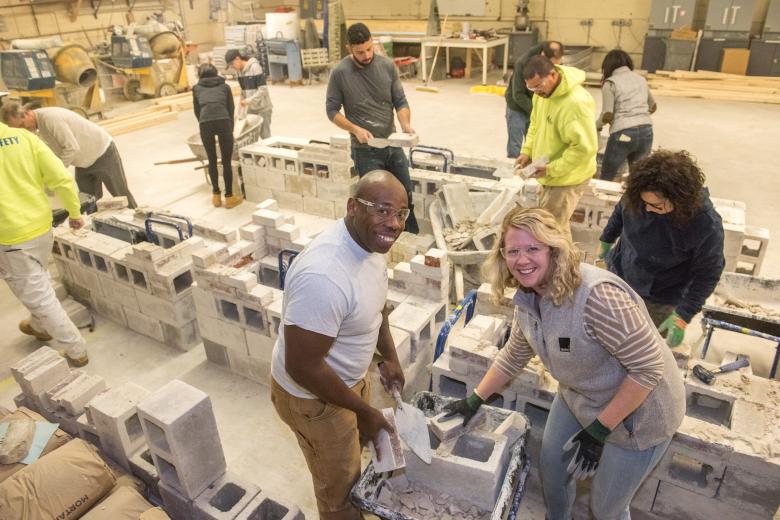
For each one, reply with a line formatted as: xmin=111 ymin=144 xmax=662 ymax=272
xmin=392 ymin=389 xmax=432 ymax=464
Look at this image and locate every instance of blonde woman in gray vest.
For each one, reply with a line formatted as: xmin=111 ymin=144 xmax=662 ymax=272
xmin=442 ymin=207 xmax=685 ymax=520
xmin=597 ymin=49 xmax=657 ymax=182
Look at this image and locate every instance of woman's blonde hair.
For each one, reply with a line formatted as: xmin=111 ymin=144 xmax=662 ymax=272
xmin=481 ymin=207 xmax=582 ymax=306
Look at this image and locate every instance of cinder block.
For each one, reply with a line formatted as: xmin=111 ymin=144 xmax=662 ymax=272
xmin=203 ymin=339 xmax=231 ymax=369
xmin=303 ymin=196 xmax=336 ymax=219
xmin=75 ymin=412 xmax=100 ymax=444
xmin=44 ymin=370 xmax=106 ymax=416
xmin=410 ymin=254 xmax=448 ymax=280
xmin=129 ymin=448 xmax=160 ymax=491
xmin=137 ymin=380 xmax=227 ymax=499
xmin=244 ymin=184 xmax=275 ymax=203
xmin=88 ymin=382 xmax=150 ymax=471
xmin=161 ymin=320 xmax=201 ymax=352
xmin=651 ymin=434 xmax=728 ymax=498
xmin=284 ymin=174 xmax=317 ymax=197
xmin=11 ymin=346 xmax=71 ymax=397
xmin=245 ymin=329 xmax=274 ymax=362
xmin=234 ymin=493 xmax=305 ymax=520
xmin=389 ymin=301 xmax=435 ymax=362
xmin=199 ymin=315 xmax=248 ymax=354
xmin=98 ymin=275 xmax=139 ymax=311
xmin=719 ymin=451 xmax=780 ymax=517
xmin=92 ymin=292 xmax=128 ymax=326
xmin=61 ymin=296 xmax=93 ymax=327
xmin=226 ymin=349 xmax=270 ymax=384
xmin=124 ymin=306 xmax=166 ymax=343
xmin=160 ymin=479 xmax=195 ymax=520
xmin=192 ymin=283 xmax=219 ymax=318
xmin=193 ymin=471 xmax=262 ymax=520
xmin=271 ymin=190 xmax=304 ymax=211
xmin=252 ymin=209 xmax=285 ymax=228
xmin=135 ymin=290 xmax=197 ymax=327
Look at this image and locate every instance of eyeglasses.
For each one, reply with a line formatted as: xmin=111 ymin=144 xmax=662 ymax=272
xmin=356 ymin=198 xmax=410 ymax=222
xmin=525 ymin=75 xmax=550 ymax=93
xmin=500 ymin=244 xmax=550 ymax=260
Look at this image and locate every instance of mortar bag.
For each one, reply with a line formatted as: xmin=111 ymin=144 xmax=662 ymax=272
xmin=81 ymin=485 xmax=153 ymax=520
xmin=0 ymin=438 xmax=116 ymax=520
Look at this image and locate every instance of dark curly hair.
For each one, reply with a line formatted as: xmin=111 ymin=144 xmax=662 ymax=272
xmin=624 ymin=149 xmax=706 ymax=225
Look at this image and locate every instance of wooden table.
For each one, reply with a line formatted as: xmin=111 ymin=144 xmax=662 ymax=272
xmin=420 ymin=36 xmax=509 ymax=86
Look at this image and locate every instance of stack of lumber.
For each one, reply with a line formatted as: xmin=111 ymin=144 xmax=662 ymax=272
xmin=647 ymin=70 xmax=780 ymax=104
xmin=153 ymin=84 xmax=240 ymax=112
xmin=97 ymin=105 xmax=178 ymax=137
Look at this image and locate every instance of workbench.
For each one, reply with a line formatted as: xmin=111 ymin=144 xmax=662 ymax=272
xmin=420 ymin=36 xmax=509 ymax=85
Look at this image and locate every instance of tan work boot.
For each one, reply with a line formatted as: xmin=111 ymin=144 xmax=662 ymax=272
xmin=19 ymin=320 xmax=52 ymax=341
xmin=212 ymin=193 xmax=222 ymax=207
xmin=225 ymin=195 xmax=243 ymax=209
xmin=66 ymin=352 xmax=89 ymax=367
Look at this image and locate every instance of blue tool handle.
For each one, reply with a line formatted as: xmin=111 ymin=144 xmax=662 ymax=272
xmin=717 ymin=357 xmax=750 ymax=373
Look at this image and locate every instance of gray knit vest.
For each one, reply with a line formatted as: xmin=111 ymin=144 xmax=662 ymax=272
xmin=605 ymin=66 xmax=653 ymax=134
xmin=512 ymin=263 xmax=685 ymax=450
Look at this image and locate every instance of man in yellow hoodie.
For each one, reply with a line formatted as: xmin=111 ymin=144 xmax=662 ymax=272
xmin=516 ymin=56 xmax=598 ymax=237
xmin=0 ymin=121 xmax=89 ymax=366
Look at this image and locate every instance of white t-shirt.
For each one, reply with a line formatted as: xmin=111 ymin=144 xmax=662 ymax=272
xmin=271 ymin=219 xmax=388 ymax=398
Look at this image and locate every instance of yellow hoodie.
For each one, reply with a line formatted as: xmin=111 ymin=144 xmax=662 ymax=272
xmin=0 ymin=122 xmax=81 ymax=245
xmin=521 ymin=65 xmax=598 ymax=187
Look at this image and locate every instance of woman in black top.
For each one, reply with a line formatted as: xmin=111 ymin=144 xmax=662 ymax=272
xmin=192 ymin=63 xmax=241 ymax=208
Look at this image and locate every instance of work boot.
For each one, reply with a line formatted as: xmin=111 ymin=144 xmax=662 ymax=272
xmin=225 ymin=195 xmax=243 ymax=209
xmin=66 ymin=352 xmax=89 ymax=367
xmin=19 ymin=320 xmax=52 ymax=341
xmin=212 ymin=193 xmax=222 ymax=207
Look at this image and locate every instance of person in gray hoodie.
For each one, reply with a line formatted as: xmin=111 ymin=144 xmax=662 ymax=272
xmin=192 ymin=63 xmax=240 ymax=208
xmin=226 ymin=48 xmax=273 ymax=139
xmin=443 ymin=207 xmax=685 ymax=520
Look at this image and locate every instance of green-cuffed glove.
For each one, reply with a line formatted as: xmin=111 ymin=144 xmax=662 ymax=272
xmin=440 ymin=392 xmax=485 ymax=426
xmin=563 ymin=419 xmax=611 ymax=480
xmin=658 ymin=312 xmax=687 ymax=347
xmin=598 ymin=241 xmax=613 ymax=261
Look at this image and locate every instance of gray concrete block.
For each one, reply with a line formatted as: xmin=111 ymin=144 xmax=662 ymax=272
xmin=226 ymin=349 xmax=270 ymax=385
xmin=203 ymin=339 xmax=231 ymax=369
xmin=76 ymin=413 xmax=101 ymax=448
xmin=124 ymin=306 xmax=166 ymax=343
xmin=91 ymin=292 xmax=128 ymax=326
xmin=135 ymin=289 xmax=197 ymax=327
xmin=11 ymin=346 xmax=70 ymax=397
xmin=129 ymin=447 xmax=160 ymax=491
xmin=160 ymin=478 xmax=195 ymax=520
xmin=199 ymin=315 xmax=248 ymax=354
xmin=138 ymin=380 xmax=227 ymax=499
xmin=88 ymin=382 xmax=150 ymax=471
xmin=193 ymin=471 xmax=261 ymax=520
xmin=651 ymin=436 xmax=727 ymax=498
xmin=652 ymin=481 xmax=765 ymax=520
xmin=234 ymin=493 xmax=305 ymax=520
xmin=245 ymin=329 xmax=274 ymax=362
xmin=161 ymin=320 xmax=201 ymax=352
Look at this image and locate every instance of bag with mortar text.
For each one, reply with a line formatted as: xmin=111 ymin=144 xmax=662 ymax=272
xmin=0 ymin=438 xmax=116 ymax=520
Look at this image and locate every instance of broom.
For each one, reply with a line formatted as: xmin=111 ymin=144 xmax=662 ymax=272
xmin=416 ymin=15 xmax=448 ymax=93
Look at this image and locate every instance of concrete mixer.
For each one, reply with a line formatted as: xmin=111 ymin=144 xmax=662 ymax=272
xmin=96 ymin=30 xmax=188 ymax=101
xmin=0 ymin=43 xmax=103 ymax=118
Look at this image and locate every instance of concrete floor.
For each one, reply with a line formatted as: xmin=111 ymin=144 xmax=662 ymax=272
xmin=1 ymin=69 xmax=779 ymax=518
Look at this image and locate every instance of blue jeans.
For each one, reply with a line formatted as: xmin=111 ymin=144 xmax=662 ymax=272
xmin=506 ymin=106 xmax=530 ymax=158
xmin=600 ymin=125 xmax=653 ymax=182
xmin=539 ymin=395 xmax=671 ymax=520
xmin=351 ymin=145 xmax=419 ymax=234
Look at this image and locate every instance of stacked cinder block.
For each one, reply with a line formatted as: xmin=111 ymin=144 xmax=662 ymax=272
xmin=137 ymin=380 xmax=228 ymax=518
xmin=10 ymin=347 xmax=107 ymax=436
xmin=239 ymin=135 xmax=357 ymax=219
xmin=51 ymin=224 xmax=203 ymax=351
xmin=387 ymin=249 xmax=451 ymax=394
xmin=633 ymin=365 xmax=780 ymax=520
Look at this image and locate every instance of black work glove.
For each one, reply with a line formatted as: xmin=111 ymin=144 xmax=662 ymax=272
xmin=439 ymin=392 xmax=485 ymax=426
xmin=563 ymin=419 xmax=611 ymax=480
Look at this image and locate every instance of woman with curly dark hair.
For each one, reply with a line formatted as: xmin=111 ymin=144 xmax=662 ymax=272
xmin=598 ymin=150 xmax=725 ymax=347
xmin=597 ymin=49 xmax=657 ymax=181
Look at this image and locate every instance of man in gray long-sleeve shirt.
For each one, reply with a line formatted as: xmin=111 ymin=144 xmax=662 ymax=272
xmin=326 ymin=22 xmax=419 ymax=233
xmin=1 ymin=102 xmax=137 ymax=208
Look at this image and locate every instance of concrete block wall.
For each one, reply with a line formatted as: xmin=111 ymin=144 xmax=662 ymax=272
xmin=51 ymin=222 xmax=202 ymax=352
xmin=239 ymin=135 xmax=357 ymax=219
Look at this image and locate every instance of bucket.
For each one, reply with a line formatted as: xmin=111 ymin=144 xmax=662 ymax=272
xmin=149 ymin=31 xmax=182 ymax=58
xmin=52 ymin=45 xmax=96 ymax=87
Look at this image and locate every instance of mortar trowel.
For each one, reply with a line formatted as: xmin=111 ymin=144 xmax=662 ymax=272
xmin=391 ymin=389 xmax=433 ymax=464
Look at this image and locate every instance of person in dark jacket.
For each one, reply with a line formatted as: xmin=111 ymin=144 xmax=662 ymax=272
xmin=192 ymin=63 xmax=241 ymax=209
xmin=504 ymin=41 xmax=563 ymax=158
xmin=599 ymin=149 xmax=725 ymax=347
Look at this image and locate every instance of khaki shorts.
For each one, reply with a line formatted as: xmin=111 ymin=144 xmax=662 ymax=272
xmin=271 ymin=378 xmax=370 ymax=515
